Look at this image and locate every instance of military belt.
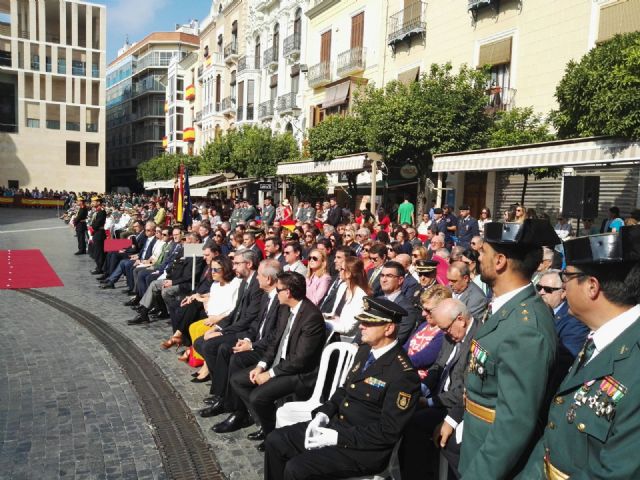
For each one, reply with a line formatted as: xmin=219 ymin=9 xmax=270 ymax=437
xmin=544 ymin=455 xmax=569 ymax=480
xmin=465 ymin=397 xmax=495 ymax=424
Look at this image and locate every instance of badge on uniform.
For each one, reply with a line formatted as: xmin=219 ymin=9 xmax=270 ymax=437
xmin=397 ymin=392 xmax=411 ymax=410
xmin=468 ymin=339 xmax=489 ymax=379
xmin=567 ymin=376 xmax=627 ymax=424
xmin=364 ymin=377 xmax=386 ymax=389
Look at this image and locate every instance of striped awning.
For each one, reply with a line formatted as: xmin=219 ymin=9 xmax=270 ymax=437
xmin=432 ymin=137 xmax=640 ymax=172
xmin=276 ymin=152 xmax=382 ymax=176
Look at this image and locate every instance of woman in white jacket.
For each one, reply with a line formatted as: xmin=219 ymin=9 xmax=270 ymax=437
xmin=325 ymin=257 xmax=371 ymax=340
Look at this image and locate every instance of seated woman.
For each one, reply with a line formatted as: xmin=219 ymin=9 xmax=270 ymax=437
xmin=462 ymin=248 xmax=490 ymax=296
xmin=403 ymin=285 xmax=451 ymax=380
xmin=410 ymin=246 xmax=429 ymax=280
xmin=305 ymin=248 xmax=332 ymax=306
xmin=325 ymin=257 xmax=370 ymax=340
xmin=359 ymin=239 xmax=374 ymax=272
xmin=183 ymin=257 xmax=242 ymax=380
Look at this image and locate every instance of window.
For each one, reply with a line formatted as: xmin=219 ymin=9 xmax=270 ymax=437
xmin=273 ymin=24 xmax=280 ymax=61
xmin=86 ymin=143 xmax=99 ymax=166
xmin=254 ymin=37 xmax=261 ymax=69
xmin=320 ymin=30 xmax=331 ymax=63
xmin=247 ymin=80 xmax=255 ymax=120
xmin=294 ymin=9 xmax=302 ymax=36
xmin=351 ymin=12 xmax=364 ymax=49
xmin=270 ymin=74 xmax=278 ymax=101
xmin=291 ymin=65 xmax=300 ymax=94
xmin=66 ymin=141 xmax=80 ymax=165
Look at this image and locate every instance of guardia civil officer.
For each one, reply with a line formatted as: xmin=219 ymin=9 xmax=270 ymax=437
xmin=412 ymin=259 xmax=439 ymax=308
xmin=522 ymin=225 xmax=640 ymax=479
xmin=264 ymin=297 xmax=420 ymax=480
xmin=74 ymin=196 xmax=88 ymax=255
xmin=90 ymin=196 xmax=107 ymax=274
xmin=459 ymin=219 xmax=560 ymax=479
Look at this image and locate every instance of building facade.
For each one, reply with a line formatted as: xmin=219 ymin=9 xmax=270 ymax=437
xmin=106 ymin=28 xmax=199 ymax=191
xmin=0 ymin=0 xmax=106 ymax=192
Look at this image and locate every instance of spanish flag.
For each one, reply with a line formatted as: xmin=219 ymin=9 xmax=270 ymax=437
xmin=173 ymin=164 xmax=193 ymax=227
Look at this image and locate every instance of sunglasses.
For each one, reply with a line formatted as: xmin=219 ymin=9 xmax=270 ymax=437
xmin=364 ymin=248 xmax=370 ymax=253
xmin=535 ymin=284 xmax=562 ymax=294
xmin=211 ymin=267 xmax=222 ymax=273
xmin=418 ymin=271 xmax=433 ymax=277
xmin=276 ymin=286 xmax=289 ymax=293
xmin=412 ymin=254 xmax=420 ymax=258
xmin=309 ymin=256 xmax=320 ymax=262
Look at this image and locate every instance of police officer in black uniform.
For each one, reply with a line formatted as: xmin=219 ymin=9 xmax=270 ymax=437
xmin=90 ymin=196 xmax=107 ymax=274
xmin=412 ymin=259 xmax=439 ymax=308
xmin=264 ymin=297 xmax=420 ymax=480
xmin=74 ymin=197 xmax=88 ymax=255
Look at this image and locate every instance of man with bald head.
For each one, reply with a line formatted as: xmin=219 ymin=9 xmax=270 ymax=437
xmin=447 ymin=261 xmax=488 ymax=322
xmin=395 ymin=253 xmax=420 ymax=300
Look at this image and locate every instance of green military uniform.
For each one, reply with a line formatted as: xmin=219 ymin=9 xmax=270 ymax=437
xmin=459 ymin=220 xmax=560 ymax=479
xmin=522 ymin=226 xmax=640 ymax=480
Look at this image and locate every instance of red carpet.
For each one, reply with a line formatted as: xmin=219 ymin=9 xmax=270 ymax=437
xmin=0 ymin=249 xmax=64 ymax=289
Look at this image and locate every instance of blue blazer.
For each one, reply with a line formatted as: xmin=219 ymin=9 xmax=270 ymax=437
xmin=554 ymin=301 xmax=590 ymax=358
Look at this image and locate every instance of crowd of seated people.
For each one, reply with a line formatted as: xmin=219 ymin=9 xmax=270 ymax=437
xmin=64 ymin=193 xmax=613 ymax=479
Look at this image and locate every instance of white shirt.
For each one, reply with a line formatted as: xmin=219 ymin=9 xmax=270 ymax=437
xmin=262 ymin=300 xmax=303 ymax=376
xmin=490 ymin=283 xmax=531 ymax=315
xmin=370 ymin=340 xmax=398 ymax=360
xmin=259 ymin=289 xmax=278 ymax=339
xmin=589 ymin=304 xmax=640 ymax=363
xmin=284 ymin=260 xmax=307 ymax=276
xmin=327 ymin=285 xmax=367 ymax=336
xmin=385 ymin=290 xmax=402 ymax=303
xmin=206 ymin=277 xmax=242 ymax=317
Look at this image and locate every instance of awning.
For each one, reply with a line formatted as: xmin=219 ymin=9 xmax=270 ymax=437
xmin=189 ymin=174 xmax=225 ymax=187
xmin=597 ymin=0 xmax=640 ymax=44
xmin=144 ymin=180 xmax=175 ymax=190
xmin=478 ymin=37 xmax=512 ymax=66
xmin=323 ymin=81 xmax=350 ymax=108
xmin=398 ymin=66 xmax=420 ymax=85
xmin=191 ymin=187 xmax=212 ymax=197
xmin=208 ymin=178 xmax=257 ymax=191
xmin=276 ymin=152 xmax=382 ymax=176
xmin=432 ymin=137 xmax=640 ymax=173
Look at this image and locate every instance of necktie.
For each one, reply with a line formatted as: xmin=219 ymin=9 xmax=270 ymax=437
xmin=576 ymin=335 xmax=596 ymax=370
xmin=258 ymin=296 xmax=275 ymax=340
xmin=231 ymin=280 xmax=248 ymax=323
xmin=369 ymin=267 xmax=381 ymax=286
xmin=437 ymin=343 xmax=460 ymax=393
xmin=362 ymin=351 xmax=376 ymax=372
xmin=273 ymin=312 xmax=295 ymax=367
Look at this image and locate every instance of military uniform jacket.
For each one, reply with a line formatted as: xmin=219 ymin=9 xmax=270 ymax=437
xmin=522 ymin=308 xmax=640 ymax=480
xmin=459 ymin=285 xmax=558 ymax=479
xmin=75 ymin=206 xmax=88 ymax=227
xmin=314 ymin=343 xmax=420 ymax=452
xmin=90 ymin=209 xmax=106 ymax=230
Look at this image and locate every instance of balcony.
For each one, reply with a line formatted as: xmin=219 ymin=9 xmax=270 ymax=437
xmin=195 ymin=110 xmax=202 ymax=123
xmin=221 ymin=96 xmax=236 ymax=115
xmin=283 ymin=33 xmax=301 ymax=60
xmin=258 ymin=100 xmax=274 ymax=120
xmin=468 ymin=0 xmax=497 ymax=21
xmin=337 ymin=46 xmax=366 ymax=77
xmin=277 ymin=92 xmax=299 ymax=115
xmin=387 ymin=2 xmax=427 ymax=47
xmin=246 ymin=105 xmax=255 ymax=121
xmin=224 ymin=41 xmax=238 ymax=63
xmin=307 ymin=61 xmax=331 ymax=88
xmin=485 ymin=86 xmax=516 ymax=114
xmin=263 ymin=47 xmax=278 ymax=71
xmin=255 ymin=0 xmax=278 ymax=11
xmin=238 ymin=55 xmax=259 ymax=75
xmin=66 ymin=122 xmax=80 ymax=131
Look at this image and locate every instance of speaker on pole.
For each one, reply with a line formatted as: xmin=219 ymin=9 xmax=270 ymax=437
xmin=562 ymin=176 xmax=600 ymax=219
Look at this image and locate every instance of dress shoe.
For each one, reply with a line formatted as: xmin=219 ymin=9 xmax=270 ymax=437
xmin=90 ymin=269 xmax=103 ymax=275
xmin=203 ymin=395 xmax=220 ymax=404
xmin=127 ymin=312 xmax=149 ymax=325
xmin=191 ymin=374 xmax=211 ymax=383
xmin=150 ymin=310 xmax=169 ymax=320
xmin=74 ymin=251 xmax=86 ymax=255
xmin=212 ymin=414 xmax=253 ymax=433
xmin=247 ymin=428 xmax=265 ymax=441
xmin=99 ymin=282 xmax=115 ymax=289
xmin=124 ymin=297 xmax=140 ymax=307
xmin=199 ymin=400 xmax=226 ymax=418
xmin=256 ymin=441 xmax=265 ymax=452
xmin=122 ymin=289 xmax=135 ymax=295
xmin=96 ymin=274 xmax=108 ymax=281
xmin=134 ymin=304 xmax=147 ymax=312
xmin=148 ymin=307 xmax=161 ymax=316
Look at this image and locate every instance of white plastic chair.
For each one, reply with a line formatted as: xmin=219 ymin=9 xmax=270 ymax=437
xmin=276 ymin=341 xmax=358 ymax=428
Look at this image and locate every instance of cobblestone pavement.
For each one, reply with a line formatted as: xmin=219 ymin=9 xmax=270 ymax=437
xmin=0 ymin=209 xmax=264 ymax=480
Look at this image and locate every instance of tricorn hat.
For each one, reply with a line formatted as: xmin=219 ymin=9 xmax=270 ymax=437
xmin=484 ymin=219 xmax=560 ymax=248
xmin=564 ymin=225 xmax=640 ymax=265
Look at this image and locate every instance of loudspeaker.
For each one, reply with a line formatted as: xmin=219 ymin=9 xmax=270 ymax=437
xmin=562 ymin=176 xmax=600 ymax=219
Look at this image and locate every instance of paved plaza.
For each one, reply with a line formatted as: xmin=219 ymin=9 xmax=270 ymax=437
xmin=0 ymin=209 xmax=264 ymax=480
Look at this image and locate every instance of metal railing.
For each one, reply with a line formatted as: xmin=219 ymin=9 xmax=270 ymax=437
xmin=66 ymin=122 xmax=80 ymax=131
xmin=307 ymin=61 xmax=331 ymax=87
xmin=246 ymin=105 xmax=254 ymax=121
xmin=195 ymin=110 xmax=202 ymax=122
xmin=224 ymin=41 xmax=238 ymax=61
xmin=277 ymin=92 xmax=298 ymax=113
xmin=485 ymin=86 xmax=516 ymax=112
xmin=388 ymin=1 xmax=426 ymax=45
xmin=46 ymin=120 xmax=60 ymax=130
xmin=221 ymin=96 xmax=235 ymax=113
xmin=238 ymin=55 xmax=258 ymax=73
xmin=337 ymin=46 xmax=365 ymax=77
xmin=258 ymin=100 xmax=274 ymax=119
xmin=86 ymin=123 xmax=98 ymax=132
xmin=283 ymin=33 xmax=301 ymax=57
xmin=263 ymin=47 xmax=278 ymax=68
xmin=237 ymin=106 xmax=244 ymax=121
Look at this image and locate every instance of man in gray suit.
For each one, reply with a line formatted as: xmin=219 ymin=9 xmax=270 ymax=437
xmin=261 ymin=197 xmax=276 ymax=227
xmin=399 ymin=298 xmax=480 ymax=480
xmin=447 ymin=261 xmax=488 ymax=322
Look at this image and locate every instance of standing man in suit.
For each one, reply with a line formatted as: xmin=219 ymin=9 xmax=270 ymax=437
xmin=228 ymin=272 xmax=326 ymax=451
xmin=90 ymin=196 xmax=107 ymax=274
xmin=264 ymin=297 xmax=420 ymax=480
xmin=522 ymin=225 xmax=640 ymax=479
xmin=73 ymin=196 xmax=88 ymax=255
xmin=400 ymin=298 xmax=479 ymax=480
xmin=456 ymin=204 xmax=480 ymax=250
xmin=458 ymin=220 xmax=560 ymax=479
xmin=366 ymin=243 xmax=387 ymax=298
xmin=447 ymin=261 xmax=488 ymax=322
xmin=326 ymin=197 xmax=342 ymax=228
xmin=262 ymin=197 xmax=276 ymax=228
xmin=194 ymin=249 xmax=263 ymax=378
xmin=200 ymin=259 xmax=282 ymax=421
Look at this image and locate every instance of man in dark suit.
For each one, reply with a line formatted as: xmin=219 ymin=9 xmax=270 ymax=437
xmin=243 ymin=232 xmax=264 ymax=261
xmin=226 ymin=272 xmax=326 ymax=451
xmin=456 ymin=204 xmax=480 ymax=249
xmin=73 ymin=196 xmax=89 ymax=255
xmin=400 ymin=298 xmax=479 ymax=480
xmin=262 ymin=197 xmax=276 ymax=228
xmin=90 ymin=196 xmax=107 ymax=274
xmin=326 ymin=197 xmax=342 ymax=228
xmin=199 ymin=258 xmax=282 ymax=418
xmin=396 ymin=253 xmax=420 ymax=300
xmin=447 ymin=261 xmax=488 ymax=322
xmin=193 ymin=249 xmax=263 ymax=375
xmin=264 ymin=297 xmax=420 ymax=480
xmin=99 ymin=220 xmax=146 ymax=277
xmin=264 ymin=236 xmax=285 ymax=266
xmin=366 ymin=243 xmax=387 ymax=298
xmin=319 ymin=246 xmax=352 ymax=314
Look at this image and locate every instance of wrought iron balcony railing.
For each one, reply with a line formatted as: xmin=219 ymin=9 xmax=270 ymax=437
xmin=223 ymin=41 xmax=238 ymax=62
xmin=277 ymin=92 xmax=299 ymax=114
xmin=307 ymin=61 xmax=331 ymax=88
xmin=337 ymin=46 xmax=365 ymax=77
xmin=283 ymin=33 xmax=301 ymax=58
xmin=388 ymin=1 xmax=427 ymax=45
xmin=258 ymin=100 xmax=274 ymax=119
xmin=263 ymin=47 xmax=278 ymax=69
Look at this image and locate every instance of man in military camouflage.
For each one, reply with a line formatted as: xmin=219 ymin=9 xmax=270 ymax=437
xmin=458 ymin=219 xmax=560 ymax=479
xmin=264 ymin=297 xmax=420 ymax=479
xmin=522 ymin=225 xmax=640 ymax=479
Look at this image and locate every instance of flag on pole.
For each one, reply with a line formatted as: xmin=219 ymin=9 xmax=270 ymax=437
xmin=176 ymin=163 xmax=184 ymax=223
xmin=182 ymin=167 xmax=193 ymax=228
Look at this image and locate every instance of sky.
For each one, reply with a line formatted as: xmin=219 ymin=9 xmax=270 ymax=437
xmin=93 ymin=0 xmax=211 ymax=62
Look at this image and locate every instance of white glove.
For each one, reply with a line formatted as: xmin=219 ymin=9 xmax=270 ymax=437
xmin=305 ymin=427 xmax=338 ymax=450
xmin=304 ymin=413 xmax=330 ymax=449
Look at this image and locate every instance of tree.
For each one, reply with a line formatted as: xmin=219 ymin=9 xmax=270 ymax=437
xmin=488 ymin=107 xmax=557 ymax=205
xmin=307 ymin=115 xmax=368 ymax=209
xmin=355 ymin=63 xmax=491 ymax=215
xmin=553 ymin=31 xmax=640 ymax=140
xmin=137 ymin=153 xmax=200 ymax=182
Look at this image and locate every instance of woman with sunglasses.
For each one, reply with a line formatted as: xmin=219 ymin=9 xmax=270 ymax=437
xmin=184 ymin=256 xmax=242 ymax=381
xmin=360 ymin=239 xmax=375 ymax=272
xmin=325 ymin=257 xmax=370 ymax=339
xmin=305 ymin=248 xmax=331 ymax=306
xmin=410 ymin=246 xmax=429 ymax=280
xmin=212 ymin=228 xmax=231 ymax=256
xmin=477 ymin=207 xmax=492 ymax=235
